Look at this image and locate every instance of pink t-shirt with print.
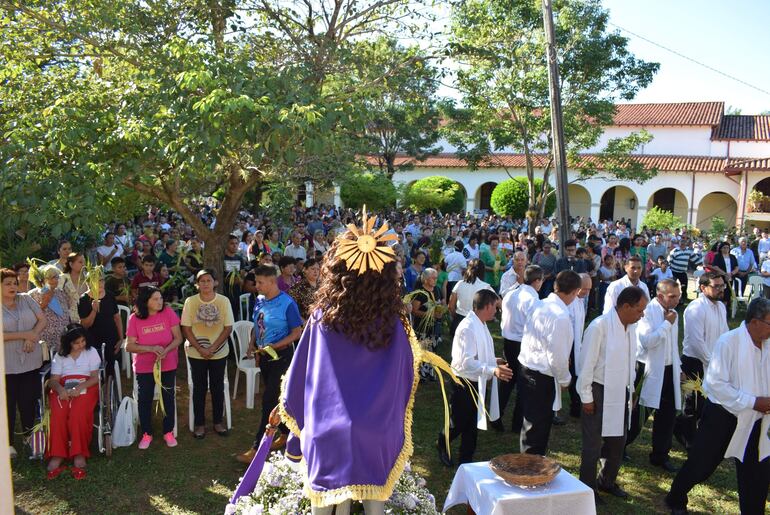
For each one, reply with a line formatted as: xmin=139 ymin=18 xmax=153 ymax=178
xmin=126 ymin=307 xmax=180 ymax=374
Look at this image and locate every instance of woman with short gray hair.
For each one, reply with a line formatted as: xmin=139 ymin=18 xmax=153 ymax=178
xmin=29 ymin=265 xmax=71 ymax=355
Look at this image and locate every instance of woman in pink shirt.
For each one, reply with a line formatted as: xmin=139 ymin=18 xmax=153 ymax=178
xmin=126 ymin=286 xmax=182 ymax=449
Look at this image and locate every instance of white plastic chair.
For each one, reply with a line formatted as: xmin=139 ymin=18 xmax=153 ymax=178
xmin=749 ymin=275 xmax=765 ymax=302
xmin=130 ymin=351 xmax=178 ymax=437
xmin=184 ymin=349 xmax=232 ymax=432
xmin=239 ymin=293 xmax=251 ymax=322
xmin=117 ymin=305 xmax=132 ymax=380
xmin=731 ymin=277 xmax=751 ymax=318
xmin=231 ymin=320 xmax=260 ymax=409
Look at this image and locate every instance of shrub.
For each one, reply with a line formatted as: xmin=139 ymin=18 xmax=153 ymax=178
xmin=402 ymin=176 xmax=465 ymax=213
xmin=340 ymin=172 xmax=397 ymax=210
xmin=490 ymin=177 xmax=555 ymax=219
xmin=642 ymin=206 xmax=684 ymax=231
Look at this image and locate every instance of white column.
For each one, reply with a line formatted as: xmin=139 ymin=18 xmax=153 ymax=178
xmin=466 ymin=197 xmax=475 ymax=214
xmin=333 ymin=183 xmax=342 ymax=208
xmin=304 ymin=181 xmax=314 ymax=208
xmin=636 ymin=205 xmax=648 ymax=231
xmin=589 ymin=203 xmax=601 ymax=224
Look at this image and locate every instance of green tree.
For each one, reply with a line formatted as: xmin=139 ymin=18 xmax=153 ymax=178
xmin=642 ymin=207 xmax=684 ymax=231
xmin=358 ymin=38 xmax=444 ymax=179
xmin=490 ymin=178 xmax=555 ymax=219
xmin=0 ymin=0 xmax=435 ymax=279
xmin=445 ymin=0 xmax=659 ymax=219
xmin=340 ymin=172 xmax=398 ymax=210
xmin=402 ymin=176 xmax=465 ymax=213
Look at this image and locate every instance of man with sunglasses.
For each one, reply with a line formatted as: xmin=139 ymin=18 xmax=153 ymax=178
xmin=674 ymin=272 xmax=730 ymax=450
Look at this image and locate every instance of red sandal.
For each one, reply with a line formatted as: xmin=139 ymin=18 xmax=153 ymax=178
xmin=46 ymin=465 xmax=68 ymax=480
xmin=70 ymin=466 xmax=87 ymax=480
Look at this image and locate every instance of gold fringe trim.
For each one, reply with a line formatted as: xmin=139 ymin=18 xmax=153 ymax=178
xmin=278 ymin=321 xmax=457 ymax=507
xmin=279 ymin=371 xmax=302 ymax=438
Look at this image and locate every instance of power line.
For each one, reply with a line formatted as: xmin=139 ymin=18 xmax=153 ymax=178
xmin=608 ymin=21 xmax=770 ymax=97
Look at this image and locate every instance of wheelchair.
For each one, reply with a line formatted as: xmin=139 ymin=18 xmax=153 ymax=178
xmin=32 ymin=342 xmax=122 ymax=459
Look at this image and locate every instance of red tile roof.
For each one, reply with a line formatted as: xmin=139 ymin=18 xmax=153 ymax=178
xmin=723 ymin=157 xmax=770 ymax=172
xmin=712 ymin=115 xmax=770 ymax=140
xmin=612 ymin=102 xmax=724 ymax=126
xmin=368 ymin=153 xmax=735 ymax=172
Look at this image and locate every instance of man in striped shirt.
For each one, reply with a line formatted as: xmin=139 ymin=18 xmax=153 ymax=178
xmin=668 ymin=238 xmax=697 ymax=303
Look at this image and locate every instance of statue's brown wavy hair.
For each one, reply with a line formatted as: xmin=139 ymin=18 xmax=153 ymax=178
xmin=310 ymin=232 xmax=408 ymax=350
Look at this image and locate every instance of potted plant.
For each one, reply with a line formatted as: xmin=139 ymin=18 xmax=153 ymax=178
xmin=747 ymin=189 xmax=770 ymax=213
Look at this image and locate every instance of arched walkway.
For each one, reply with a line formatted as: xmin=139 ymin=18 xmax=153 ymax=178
xmin=599 ymin=186 xmax=638 ymax=224
xmin=567 ymin=184 xmax=591 ymax=219
xmin=647 ymin=188 xmax=689 ymax=222
xmin=697 ymin=192 xmax=737 ymax=230
xmin=475 ymin=181 xmax=497 ymax=211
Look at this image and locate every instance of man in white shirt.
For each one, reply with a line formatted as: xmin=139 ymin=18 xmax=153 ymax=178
xmin=517 ymin=270 xmax=582 ymax=455
xmin=625 ymin=279 xmax=681 ymax=472
xmin=673 ymin=271 xmax=730 ymax=450
xmin=758 ymin=230 xmax=770 ymax=265
xmin=283 ymin=232 xmax=307 ymax=260
xmin=438 ymin=289 xmax=512 ymax=466
xmin=444 ymin=240 xmax=467 ymax=294
xmin=495 ymin=265 xmax=543 ymax=433
xmin=578 ymin=286 xmax=647 ymax=500
xmin=96 ymin=232 xmax=122 ymax=272
xmin=666 ymin=298 xmax=770 ymax=515
xmin=499 ymin=250 xmax=528 ymax=296
xmin=564 ymin=273 xmax=593 ymax=420
xmin=603 ymin=256 xmax=650 ymax=314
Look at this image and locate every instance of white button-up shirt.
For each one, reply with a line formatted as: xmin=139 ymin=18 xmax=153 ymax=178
xmin=501 ymin=284 xmax=539 ymax=342
xmin=602 ymin=275 xmax=650 ymax=314
xmin=518 ymin=293 xmax=573 ymax=387
xmin=682 ymin=295 xmax=729 ymax=367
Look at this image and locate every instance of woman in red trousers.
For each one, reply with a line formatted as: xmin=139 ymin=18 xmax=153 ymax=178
xmin=46 ymin=323 xmax=101 ymax=480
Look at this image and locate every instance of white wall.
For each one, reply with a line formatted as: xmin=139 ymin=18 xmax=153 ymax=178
xmin=584 ymin=126 xmax=715 ymax=156
xmin=728 ymin=141 xmax=770 ymax=158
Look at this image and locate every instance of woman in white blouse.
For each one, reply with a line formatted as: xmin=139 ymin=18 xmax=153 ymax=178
xmin=448 ymin=259 xmax=494 ymax=336
xmin=46 ymin=324 xmax=101 ymax=480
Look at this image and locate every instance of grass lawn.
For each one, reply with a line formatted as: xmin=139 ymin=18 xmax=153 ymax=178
xmin=13 ymin=297 xmax=746 ymax=514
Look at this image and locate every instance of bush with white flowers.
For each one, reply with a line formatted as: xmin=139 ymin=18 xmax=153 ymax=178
xmin=228 ymin=454 xmax=439 ymax=515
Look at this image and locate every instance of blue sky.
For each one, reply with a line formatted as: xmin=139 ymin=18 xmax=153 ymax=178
xmin=602 ymin=0 xmax=770 ymax=113
xmin=432 ymin=0 xmax=770 ymax=114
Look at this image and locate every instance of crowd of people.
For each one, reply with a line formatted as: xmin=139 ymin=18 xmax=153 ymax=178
xmin=3 ymin=200 xmax=770 ymax=511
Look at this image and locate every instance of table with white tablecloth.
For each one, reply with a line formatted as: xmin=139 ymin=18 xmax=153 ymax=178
xmin=443 ymin=461 xmax=596 ymax=515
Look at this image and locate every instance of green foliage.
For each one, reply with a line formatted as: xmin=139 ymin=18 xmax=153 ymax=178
xmin=340 ymin=172 xmax=397 ymax=210
xmin=491 ymin=178 xmax=556 ymax=219
xmin=262 ymin=182 xmax=295 ymax=229
xmin=642 ymin=207 xmax=684 ymax=231
xmin=357 ymin=37 xmax=444 ymax=179
xmin=402 ymin=176 xmax=465 ymax=213
xmin=710 ymin=215 xmax=727 ymax=236
xmin=445 ymin=0 xmax=659 ymax=216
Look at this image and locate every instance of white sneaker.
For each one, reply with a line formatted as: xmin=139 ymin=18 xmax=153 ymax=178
xmin=9 ymin=446 xmax=17 ymax=459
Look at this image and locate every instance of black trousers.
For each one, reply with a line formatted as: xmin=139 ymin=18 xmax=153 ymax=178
xmin=189 ymin=357 xmax=226 ymax=427
xmin=567 ymin=346 xmax=581 ymax=416
xmin=672 ymin=270 xmax=689 ymax=300
xmin=498 ymin=339 xmax=523 ymax=430
xmin=5 ymin=369 xmax=41 ymax=444
xmin=94 ymin=340 xmax=121 ymax=380
xmin=254 ymin=349 xmax=292 ymax=448
xmin=519 ymin=366 xmax=556 ymax=456
xmin=667 ymin=401 xmax=770 ymax=514
xmin=627 ymin=364 xmax=676 ymax=464
xmin=450 ymin=313 xmax=465 ymax=337
xmin=579 ymin=383 xmax=628 ymax=491
xmin=446 ymin=380 xmax=478 ymax=464
xmin=674 ymin=355 xmax=705 ymax=449
xmin=136 ymin=369 xmax=176 ymax=436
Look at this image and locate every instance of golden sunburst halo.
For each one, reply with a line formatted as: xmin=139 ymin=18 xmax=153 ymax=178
xmin=337 ymin=205 xmax=398 ymax=274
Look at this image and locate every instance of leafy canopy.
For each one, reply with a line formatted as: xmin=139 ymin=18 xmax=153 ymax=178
xmin=340 ymin=172 xmax=398 ymax=211
xmin=445 ymin=0 xmax=659 ymax=217
xmin=642 ymin=207 xmax=684 ymax=231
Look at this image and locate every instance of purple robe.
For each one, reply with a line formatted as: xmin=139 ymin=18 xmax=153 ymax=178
xmin=280 ymin=310 xmax=417 ymax=505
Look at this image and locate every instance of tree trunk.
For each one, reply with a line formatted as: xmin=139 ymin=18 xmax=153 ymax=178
xmin=201 ymin=229 xmax=228 ymax=294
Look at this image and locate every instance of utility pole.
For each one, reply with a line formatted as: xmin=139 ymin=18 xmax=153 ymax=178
xmin=542 ymin=0 xmax=570 ymax=256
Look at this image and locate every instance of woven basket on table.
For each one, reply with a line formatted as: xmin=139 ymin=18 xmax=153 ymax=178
xmin=488 ymin=454 xmax=561 ymax=487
